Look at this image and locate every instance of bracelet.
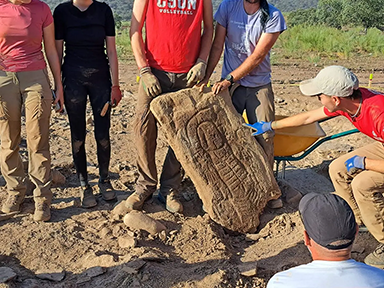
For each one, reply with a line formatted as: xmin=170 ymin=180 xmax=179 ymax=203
xmin=138 ymin=64 xmax=149 ymax=70
xmin=140 ymin=66 xmax=151 ymax=75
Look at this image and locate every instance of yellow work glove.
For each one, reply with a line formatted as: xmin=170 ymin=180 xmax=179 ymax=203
xmin=140 ymin=67 xmax=162 ymax=98
xmin=186 ymin=58 xmax=207 ymax=87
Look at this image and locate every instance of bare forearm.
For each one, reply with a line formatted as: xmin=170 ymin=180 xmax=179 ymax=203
xmin=198 ymin=0 xmax=213 ymax=62
xmin=55 ymin=40 xmax=64 ymax=64
xmin=131 ymin=33 xmax=148 ymax=69
xmin=205 ymin=44 xmax=223 ymax=80
xmin=106 ymin=39 xmax=119 ymax=86
xmin=198 ymin=26 xmax=213 ymax=62
xmin=231 ymin=32 xmax=280 ymax=81
xmin=231 ymin=54 xmax=263 ymax=81
xmin=271 ymin=107 xmax=329 ymax=130
xmin=45 ymin=51 xmax=63 ymax=91
xmin=108 ymin=54 xmax=119 ymax=86
xmin=365 ymin=158 xmax=384 ymax=174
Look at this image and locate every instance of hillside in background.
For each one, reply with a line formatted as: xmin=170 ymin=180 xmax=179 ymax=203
xmin=45 ymin=0 xmax=318 ymax=21
xmin=269 ymin=0 xmax=317 ymax=11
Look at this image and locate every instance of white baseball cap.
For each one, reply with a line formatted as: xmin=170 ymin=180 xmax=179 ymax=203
xmin=300 ymin=65 xmax=359 ymax=97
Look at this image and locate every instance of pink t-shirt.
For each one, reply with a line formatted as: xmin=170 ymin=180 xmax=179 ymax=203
xmin=0 ymin=0 xmax=53 ymax=72
xmin=324 ymin=88 xmax=384 ymax=143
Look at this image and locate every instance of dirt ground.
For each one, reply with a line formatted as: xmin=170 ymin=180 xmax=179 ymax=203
xmin=0 ymin=55 xmax=384 ymax=288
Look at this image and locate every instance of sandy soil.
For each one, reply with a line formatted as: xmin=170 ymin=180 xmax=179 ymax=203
xmin=0 ymin=56 xmax=383 ymax=288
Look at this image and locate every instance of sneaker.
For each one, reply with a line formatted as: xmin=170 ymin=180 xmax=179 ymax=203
xmin=1 ymin=193 xmax=24 ymax=214
xmin=33 ymin=201 xmax=51 ymax=222
xmin=125 ymin=190 xmax=153 ymax=211
xmin=364 ymin=243 xmax=384 ymax=269
xmin=98 ymin=179 xmax=116 ymax=201
xmin=158 ymin=188 xmax=183 ymax=214
xmin=358 ymin=225 xmax=369 ymax=233
xmin=80 ymin=185 xmax=97 ymax=208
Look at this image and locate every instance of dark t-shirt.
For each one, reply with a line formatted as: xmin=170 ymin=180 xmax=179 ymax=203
xmin=53 ymin=0 xmax=115 ymax=69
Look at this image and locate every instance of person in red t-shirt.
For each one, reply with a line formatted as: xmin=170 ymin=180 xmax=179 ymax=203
xmin=245 ymin=65 xmax=384 ymax=268
xmin=0 ymin=0 xmax=63 ymax=222
xmin=113 ymin=0 xmax=213 ymax=215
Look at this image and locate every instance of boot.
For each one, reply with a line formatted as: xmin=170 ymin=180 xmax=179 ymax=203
xmin=98 ymin=179 xmax=116 ymax=201
xmin=125 ymin=190 xmax=153 ymax=211
xmin=80 ymin=185 xmax=97 ymax=208
xmin=33 ymin=201 xmax=51 ymax=222
xmin=2 ymin=193 xmax=25 ymax=214
xmin=267 ymin=198 xmax=283 ymax=209
xmin=158 ymin=188 xmax=183 ymax=214
xmin=364 ymin=243 xmax=384 ymax=269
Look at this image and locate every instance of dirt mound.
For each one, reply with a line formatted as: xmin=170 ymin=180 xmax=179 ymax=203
xmin=0 ymin=57 xmax=381 ymax=287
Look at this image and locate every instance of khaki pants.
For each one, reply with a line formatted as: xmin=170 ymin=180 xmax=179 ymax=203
xmin=134 ymin=68 xmax=188 ymax=195
xmin=329 ymin=142 xmax=384 ymax=243
xmin=231 ymin=83 xmax=275 ymax=168
xmin=0 ymin=69 xmax=52 ymax=203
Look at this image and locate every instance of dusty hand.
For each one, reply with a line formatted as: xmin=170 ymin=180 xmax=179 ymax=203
xmin=111 ymin=85 xmax=122 ymax=107
xmin=243 ymin=121 xmax=273 ymax=136
xmin=140 ymin=67 xmax=162 ymax=98
xmin=187 ymin=58 xmax=207 ymax=87
xmin=212 ymin=79 xmax=231 ymax=95
xmin=344 ymin=155 xmax=365 ymax=173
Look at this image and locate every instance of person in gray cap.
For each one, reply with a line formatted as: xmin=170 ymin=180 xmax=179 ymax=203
xmin=267 ymin=193 xmax=384 ymax=288
xmin=245 ymin=65 xmax=384 ymax=268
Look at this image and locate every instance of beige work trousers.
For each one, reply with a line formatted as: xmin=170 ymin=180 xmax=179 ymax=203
xmin=0 ymin=69 xmax=52 ymax=204
xmin=231 ymin=83 xmax=275 ymax=168
xmin=329 ymin=142 xmax=384 ymax=243
xmin=134 ymin=68 xmax=188 ymax=195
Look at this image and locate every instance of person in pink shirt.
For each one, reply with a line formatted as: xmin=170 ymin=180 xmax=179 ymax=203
xmin=245 ymin=65 xmax=384 ymax=268
xmin=0 ymin=0 xmax=63 ymax=221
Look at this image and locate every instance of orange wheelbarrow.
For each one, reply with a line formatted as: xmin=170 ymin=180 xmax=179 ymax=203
xmin=273 ymin=115 xmax=359 ymax=178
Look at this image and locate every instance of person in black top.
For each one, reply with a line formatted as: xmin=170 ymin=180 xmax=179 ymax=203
xmin=54 ymin=0 xmax=122 ymax=208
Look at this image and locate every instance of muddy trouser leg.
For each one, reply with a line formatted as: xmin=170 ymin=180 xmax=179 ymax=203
xmin=134 ymin=70 xmax=170 ymax=195
xmin=155 ymin=70 xmax=188 ymax=192
xmin=19 ymin=69 xmax=52 ymax=204
xmin=87 ymin=70 xmax=111 ymax=181
xmin=0 ymin=71 xmax=27 ymax=199
xmin=63 ymin=70 xmax=88 ymax=187
xmin=232 ymin=83 xmax=275 ymax=169
xmin=330 ymin=142 xmax=384 ymax=242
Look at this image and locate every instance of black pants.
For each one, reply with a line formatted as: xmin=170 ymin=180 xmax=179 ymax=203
xmin=63 ymin=65 xmax=111 ymax=186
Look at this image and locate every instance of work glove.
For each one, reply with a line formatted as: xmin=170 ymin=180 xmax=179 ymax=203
xmin=140 ymin=67 xmax=162 ymax=98
xmin=243 ymin=121 xmax=273 ymax=136
xmin=111 ymin=85 xmax=122 ymax=107
xmin=187 ymin=58 xmax=207 ymax=87
xmin=344 ymin=155 xmax=366 ymax=173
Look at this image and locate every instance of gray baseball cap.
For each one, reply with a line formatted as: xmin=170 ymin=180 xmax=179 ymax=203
xmin=300 ymin=65 xmax=359 ymax=97
xmin=299 ymin=193 xmax=357 ymax=250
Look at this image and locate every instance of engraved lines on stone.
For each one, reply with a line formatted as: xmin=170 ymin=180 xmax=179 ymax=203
xmin=186 ymin=107 xmax=255 ymax=226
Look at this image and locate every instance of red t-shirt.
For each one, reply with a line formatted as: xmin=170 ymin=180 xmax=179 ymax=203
xmin=0 ymin=0 xmax=53 ymax=72
xmin=324 ymin=88 xmax=384 ymax=143
xmin=145 ymin=0 xmax=204 ymax=73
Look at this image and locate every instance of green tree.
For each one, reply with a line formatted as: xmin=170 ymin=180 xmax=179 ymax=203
xmin=286 ymin=8 xmax=318 ymax=27
xmin=316 ymin=0 xmax=343 ymax=29
xmin=342 ymin=0 xmax=384 ymax=32
xmin=114 ymin=13 xmax=123 ymax=30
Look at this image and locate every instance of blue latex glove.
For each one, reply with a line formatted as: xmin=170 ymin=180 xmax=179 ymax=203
xmin=243 ymin=121 xmax=273 ymax=136
xmin=344 ymin=155 xmax=366 ymax=173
